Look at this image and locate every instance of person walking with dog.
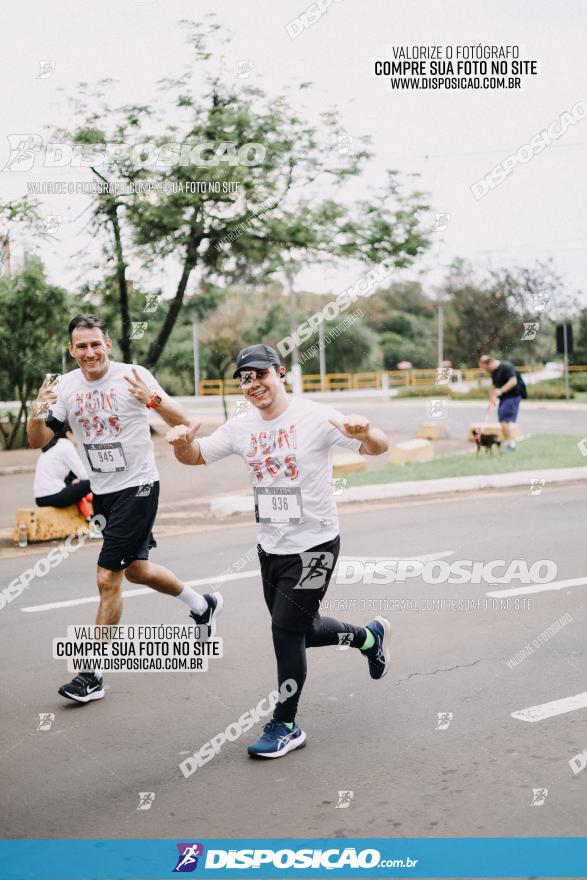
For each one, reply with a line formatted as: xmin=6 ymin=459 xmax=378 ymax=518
xmin=479 ymin=355 xmax=526 ymax=452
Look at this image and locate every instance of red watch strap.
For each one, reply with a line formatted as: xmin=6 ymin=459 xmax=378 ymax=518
xmin=146 ymin=393 xmax=162 ymax=409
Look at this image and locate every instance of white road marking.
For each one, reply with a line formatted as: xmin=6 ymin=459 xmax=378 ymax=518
xmin=487 ymin=577 xmax=587 ymax=599
xmin=20 ymin=549 xmax=455 ymax=614
xmin=511 ymin=692 xmax=587 ymax=723
xmin=20 ymin=570 xmax=260 ymax=613
xmin=337 ymin=550 xmax=454 ymax=563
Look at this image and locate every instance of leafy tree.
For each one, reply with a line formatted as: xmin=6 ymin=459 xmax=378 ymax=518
xmin=380 ymin=331 xmax=435 ymax=369
xmin=442 ymin=259 xmax=568 ymax=367
xmin=56 ymin=19 xmax=431 ymax=368
xmin=0 ymin=258 xmax=69 ymax=448
xmin=571 ymin=308 xmax=587 ymax=365
xmin=298 ymin=319 xmax=380 ymax=375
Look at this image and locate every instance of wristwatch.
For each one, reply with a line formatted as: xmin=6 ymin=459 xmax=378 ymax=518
xmin=146 ymin=392 xmax=163 ymax=409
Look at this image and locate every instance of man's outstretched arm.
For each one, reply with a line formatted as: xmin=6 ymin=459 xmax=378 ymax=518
xmin=329 ymin=414 xmax=389 ymax=456
xmin=166 ymin=421 xmax=205 ymax=466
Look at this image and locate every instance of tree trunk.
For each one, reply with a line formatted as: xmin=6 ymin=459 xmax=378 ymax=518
xmin=146 ymin=256 xmax=195 ymax=370
xmin=91 ymin=168 xmax=132 ymax=362
xmin=109 ymin=204 xmax=132 ymax=363
xmin=6 ymin=399 xmax=26 ymax=450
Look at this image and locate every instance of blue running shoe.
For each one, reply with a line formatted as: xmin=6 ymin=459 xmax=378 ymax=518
xmin=363 ymin=616 xmax=391 ymax=679
xmin=247 ymin=719 xmax=307 ymax=759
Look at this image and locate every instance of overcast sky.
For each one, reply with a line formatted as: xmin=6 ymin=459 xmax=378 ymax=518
xmin=1 ymin=0 xmax=586 ymax=306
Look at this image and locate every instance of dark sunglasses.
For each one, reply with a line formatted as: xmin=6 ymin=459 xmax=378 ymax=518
xmin=238 ymin=368 xmax=270 ymax=387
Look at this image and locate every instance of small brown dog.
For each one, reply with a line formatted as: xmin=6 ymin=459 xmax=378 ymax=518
xmin=473 ymin=430 xmax=502 ymax=455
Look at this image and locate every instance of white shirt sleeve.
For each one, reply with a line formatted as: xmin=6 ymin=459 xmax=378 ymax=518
xmin=198 ymin=421 xmax=236 ymax=465
xmin=324 ymin=408 xmax=362 ymax=451
xmin=61 ymin=439 xmax=89 ymax=480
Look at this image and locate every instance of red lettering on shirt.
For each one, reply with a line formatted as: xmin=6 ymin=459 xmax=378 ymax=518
xmin=259 ymin=431 xmax=276 ymax=455
xmin=246 ymin=434 xmax=258 ymax=458
xmin=284 ymin=454 xmax=298 ymax=480
xmin=248 ymin=460 xmax=264 ymax=481
xmin=265 ymin=456 xmax=280 ymax=478
xmin=277 ymin=426 xmax=295 ymax=449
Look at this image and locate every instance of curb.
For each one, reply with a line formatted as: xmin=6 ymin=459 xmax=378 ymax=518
xmin=0 ymin=465 xmax=35 ymax=477
xmin=209 ymin=467 xmax=587 ymax=518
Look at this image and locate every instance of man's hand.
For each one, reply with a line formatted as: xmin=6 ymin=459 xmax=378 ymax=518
xmin=329 ymin=414 xmax=370 ymax=442
xmin=31 ymin=375 xmax=59 ymax=420
xmin=166 ymin=421 xmax=200 ymax=448
xmin=124 ymin=368 xmax=153 ymax=406
xmin=166 ymin=419 xmax=203 ymax=466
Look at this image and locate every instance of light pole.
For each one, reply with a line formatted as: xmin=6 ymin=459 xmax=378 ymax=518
xmin=192 ymin=314 xmax=200 ymax=397
xmin=319 ymin=321 xmax=326 ymax=390
xmin=437 ymin=299 xmax=444 ymax=367
xmin=286 ymin=268 xmax=303 ymax=394
xmin=562 ymin=322 xmax=570 ymax=400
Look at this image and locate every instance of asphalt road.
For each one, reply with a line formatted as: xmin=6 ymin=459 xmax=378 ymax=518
xmin=1 ymin=483 xmax=586 ymax=843
xmin=184 ymin=395 xmax=587 ymax=439
xmin=1 ymin=397 xmax=586 ymax=532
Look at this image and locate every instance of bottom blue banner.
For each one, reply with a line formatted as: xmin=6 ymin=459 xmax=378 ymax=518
xmin=1 ymin=837 xmax=586 ymax=879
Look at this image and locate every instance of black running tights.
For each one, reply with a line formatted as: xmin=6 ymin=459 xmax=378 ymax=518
xmin=272 ymin=616 xmax=367 ymax=723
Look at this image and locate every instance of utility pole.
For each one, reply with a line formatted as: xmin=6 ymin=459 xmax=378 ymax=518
xmin=286 ymin=268 xmax=303 ymax=394
xmin=319 ymin=321 xmax=326 ymax=391
xmin=192 ymin=314 xmax=200 ymax=397
xmin=437 ymin=299 xmax=444 ymax=367
xmin=563 ymin=322 xmax=570 ymax=400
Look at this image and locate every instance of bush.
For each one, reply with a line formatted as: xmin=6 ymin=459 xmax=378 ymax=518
xmin=527 ymin=381 xmax=574 ymax=399
xmin=569 ymin=371 xmax=587 ymax=392
xmin=449 ymin=388 xmax=490 ymax=400
xmin=395 ymin=385 xmax=450 ymax=397
xmin=396 ymin=380 xmax=576 ymax=400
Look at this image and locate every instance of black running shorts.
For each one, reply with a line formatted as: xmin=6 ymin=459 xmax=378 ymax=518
xmin=258 ymin=535 xmax=340 ymax=632
xmin=93 ymin=481 xmax=159 ymax=572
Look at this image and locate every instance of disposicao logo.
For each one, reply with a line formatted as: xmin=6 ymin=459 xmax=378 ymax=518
xmin=173 ymin=843 xmax=204 ymax=872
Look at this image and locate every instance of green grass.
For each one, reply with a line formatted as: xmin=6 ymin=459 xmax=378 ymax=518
xmin=396 ymin=377 xmax=585 ymax=400
xmin=346 ymin=434 xmax=587 ymax=486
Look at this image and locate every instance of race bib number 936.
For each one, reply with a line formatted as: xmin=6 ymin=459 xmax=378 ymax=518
xmin=254 ymin=486 xmax=303 ymax=524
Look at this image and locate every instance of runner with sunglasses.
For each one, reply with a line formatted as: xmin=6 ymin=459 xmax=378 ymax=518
xmin=167 ymin=344 xmax=390 ymax=759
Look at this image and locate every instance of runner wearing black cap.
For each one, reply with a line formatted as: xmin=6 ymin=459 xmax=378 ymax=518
xmin=167 ymin=343 xmax=390 ymax=759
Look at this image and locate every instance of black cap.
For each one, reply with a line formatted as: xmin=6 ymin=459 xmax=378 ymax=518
xmin=232 ymin=344 xmax=281 ymax=378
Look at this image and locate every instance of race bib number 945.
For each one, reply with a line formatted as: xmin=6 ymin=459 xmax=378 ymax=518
xmin=84 ymin=442 xmax=128 ymax=473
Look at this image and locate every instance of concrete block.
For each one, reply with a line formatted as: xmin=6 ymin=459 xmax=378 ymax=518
xmin=210 ymin=496 xmax=254 ymax=519
xmin=13 ymin=505 xmax=87 ymax=544
xmin=332 ymin=452 xmax=367 ymax=475
xmin=417 ymin=422 xmax=449 ymax=440
xmin=389 ymin=439 xmax=434 ymax=466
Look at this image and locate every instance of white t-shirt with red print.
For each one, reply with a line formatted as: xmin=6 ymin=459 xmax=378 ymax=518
xmin=48 ymin=361 xmax=162 ymax=494
xmin=198 ymin=396 xmax=361 ymax=554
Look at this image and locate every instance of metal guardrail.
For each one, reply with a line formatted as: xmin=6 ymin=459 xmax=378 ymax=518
xmin=198 ymin=365 xmax=582 ymax=396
